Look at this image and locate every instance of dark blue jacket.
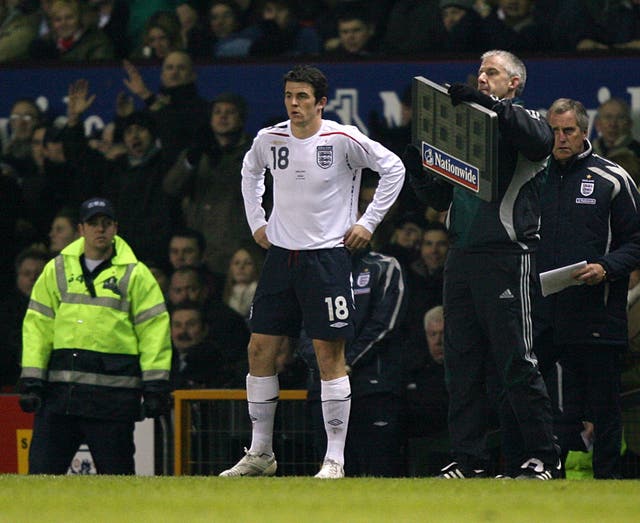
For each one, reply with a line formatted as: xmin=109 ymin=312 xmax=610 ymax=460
xmin=302 ymin=250 xmax=408 ymax=400
xmin=535 ymin=140 xmax=640 ymax=346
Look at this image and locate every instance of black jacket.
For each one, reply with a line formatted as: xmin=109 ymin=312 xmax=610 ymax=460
xmin=409 ymin=98 xmax=553 ymax=252
xmin=535 ymin=140 xmax=640 ymax=346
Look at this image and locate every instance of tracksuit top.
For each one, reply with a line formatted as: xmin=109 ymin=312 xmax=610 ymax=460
xmin=535 ymin=140 xmax=640 ymax=346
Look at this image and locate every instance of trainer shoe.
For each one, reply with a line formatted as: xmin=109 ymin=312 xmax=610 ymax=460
xmin=219 ymin=448 xmax=277 ymax=477
xmin=437 ymin=461 xmax=487 ymax=479
xmin=314 ymin=459 xmax=344 ymax=479
xmin=515 ymin=458 xmax=560 ymax=480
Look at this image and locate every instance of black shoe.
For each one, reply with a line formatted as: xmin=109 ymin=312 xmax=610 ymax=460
xmin=515 ymin=458 xmax=561 ymax=480
xmin=438 ymin=461 xmax=487 ymax=479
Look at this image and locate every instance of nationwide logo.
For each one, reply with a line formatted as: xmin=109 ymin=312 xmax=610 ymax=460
xmin=421 ymin=141 xmax=480 ymax=193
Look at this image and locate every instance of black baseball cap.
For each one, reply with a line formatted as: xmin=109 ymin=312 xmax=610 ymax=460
xmin=79 ymin=197 xmax=116 ymax=223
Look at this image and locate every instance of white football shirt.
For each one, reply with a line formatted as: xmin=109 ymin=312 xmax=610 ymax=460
xmin=242 ymin=119 xmax=405 ymax=250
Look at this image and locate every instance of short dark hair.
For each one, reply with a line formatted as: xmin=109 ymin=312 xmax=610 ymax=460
xmin=53 ymin=206 xmax=79 ymax=228
xmin=170 ymin=227 xmax=206 ymax=253
xmin=211 ymin=92 xmax=248 ymax=123
xmin=15 ymin=246 xmax=50 ymax=272
xmin=169 ymin=299 xmax=205 ymax=320
xmin=283 ymin=65 xmax=328 ymax=103
xmin=423 ymin=221 xmax=449 ymax=236
xmin=171 ymin=265 xmax=204 ymax=286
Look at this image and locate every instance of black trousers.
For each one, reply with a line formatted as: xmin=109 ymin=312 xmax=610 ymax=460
xmin=536 ymin=337 xmax=622 ymax=479
xmin=444 ymin=250 xmax=556 ymax=471
xmin=29 ymin=406 xmax=135 ymax=475
xmin=310 ymin=393 xmax=403 ymax=477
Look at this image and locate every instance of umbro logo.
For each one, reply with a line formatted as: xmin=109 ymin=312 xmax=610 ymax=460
xmin=499 ymin=289 xmax=515 ymax=299
xmin=327 ymin=419 xmax=343 ymax=427
xmin=330 ymin=321 xmax=349 ymax=328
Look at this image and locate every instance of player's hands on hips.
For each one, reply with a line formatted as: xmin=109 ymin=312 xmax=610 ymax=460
xmin=344 ymin=224 xmax=371 ymax=251
xmin=253 ymin=225 xmax=271 ymax=249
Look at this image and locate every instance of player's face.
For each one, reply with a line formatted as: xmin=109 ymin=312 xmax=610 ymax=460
xmin=548 ymin=110 xmax=587 ymax=165
xmin=477 ymin=55 xmax=518 ymax=99
xmin=284 ymin=81 xmax=326 ymax=130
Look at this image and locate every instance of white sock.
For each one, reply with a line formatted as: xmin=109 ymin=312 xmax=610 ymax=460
xmin=246 ymin=374 xmax=279 ymax=456
xmin=321 ymin=375 xmax=351 ymax=466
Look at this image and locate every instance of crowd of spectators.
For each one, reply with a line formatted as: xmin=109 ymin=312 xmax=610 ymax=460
xmin=2 ymin=0 xmax=640 ymax=66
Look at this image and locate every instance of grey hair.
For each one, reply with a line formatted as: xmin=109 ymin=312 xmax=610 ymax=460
xmin=547 ymin=98 xmax=589 ymax=133
xmin=423 ymin=305 xmax=444 ymax=331
xmin=480 ymin=49 xmax=527 ymax=96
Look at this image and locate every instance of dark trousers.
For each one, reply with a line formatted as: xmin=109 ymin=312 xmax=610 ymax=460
xmin=310 ymin=393 xmax=403 ymax=477
xmin=536 ymin=338 xmax=622 ymax=479
xmin=29 ymin=406 xmax=135 ymax=475
xmin=444 ymin=250 xmax=556 ymax=471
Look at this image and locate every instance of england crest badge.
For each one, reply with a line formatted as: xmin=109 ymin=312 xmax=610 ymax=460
xmin=580 ymin=179 xmax=594 ymax=197
xmin=317 ymin=145 xmax=333 ymax=169
xmin=356 ymin=271 xmax=370 ymax=287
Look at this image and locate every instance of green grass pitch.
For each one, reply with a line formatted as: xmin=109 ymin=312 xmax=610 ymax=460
xmin=1 ymin=475 xmax=639 ymax=522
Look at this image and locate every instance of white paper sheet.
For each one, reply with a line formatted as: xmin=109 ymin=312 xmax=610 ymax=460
xmin=539 ymin=260 xmax=587 ymax=297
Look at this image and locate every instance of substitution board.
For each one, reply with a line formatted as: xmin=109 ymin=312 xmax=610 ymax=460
xmin=411 ymin=76 xmax=499 ymax=202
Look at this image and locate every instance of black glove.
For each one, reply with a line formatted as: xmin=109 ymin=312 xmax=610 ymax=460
xmin=19 ymin=391 xmax=43 ymax=413
xmin=447 ymin=83 xmax=497 ymax=109
xmin=402 ymin=144 xmax=424 ymax=176
xmin=17 ymin=378 xmax=45 ymax=413
xmin=142 ymin=390 xmax=172 ymax=418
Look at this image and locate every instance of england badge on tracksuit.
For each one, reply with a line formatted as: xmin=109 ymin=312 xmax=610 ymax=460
xmin=581 ymin=179 xmax=594 ymax=196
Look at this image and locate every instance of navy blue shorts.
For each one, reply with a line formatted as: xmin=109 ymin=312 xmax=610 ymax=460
xmin=250 ymin=246 xmax=355 ymax=341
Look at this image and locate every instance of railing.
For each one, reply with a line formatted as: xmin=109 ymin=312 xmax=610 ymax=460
xmin=172 ymin=389 xmax=316 ymax=476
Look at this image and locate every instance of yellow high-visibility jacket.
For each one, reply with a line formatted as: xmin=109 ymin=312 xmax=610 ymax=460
xmin=21 ymin=235 xmax=171 ymax=421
